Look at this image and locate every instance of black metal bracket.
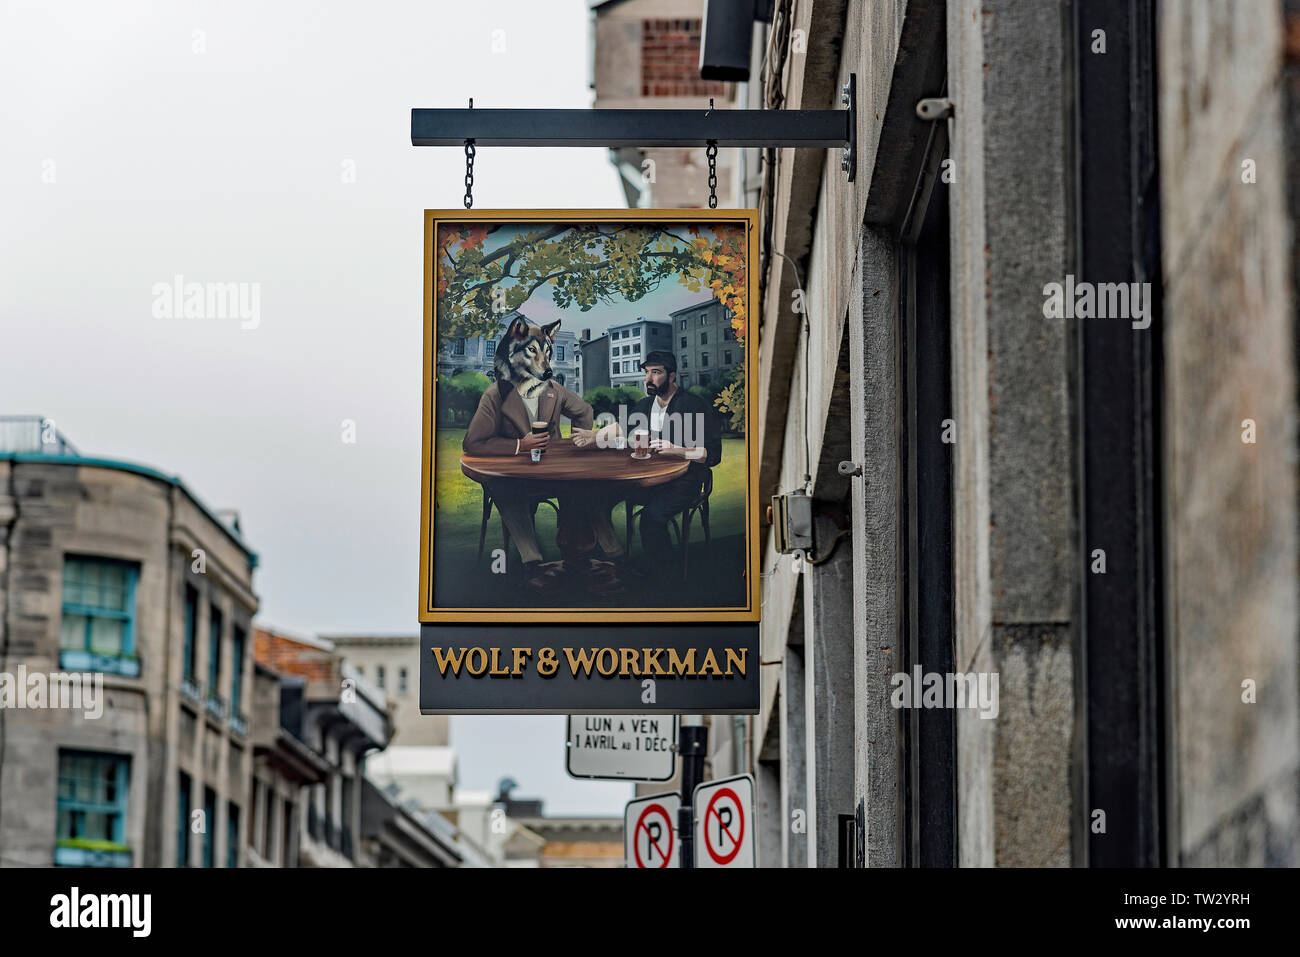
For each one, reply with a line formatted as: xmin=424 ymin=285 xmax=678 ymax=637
xmin=411 ymin=73 xmax=857 ymax=183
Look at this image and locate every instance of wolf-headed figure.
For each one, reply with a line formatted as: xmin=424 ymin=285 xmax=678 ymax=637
xmin=463 ymin=314 xmax=622 ymax=587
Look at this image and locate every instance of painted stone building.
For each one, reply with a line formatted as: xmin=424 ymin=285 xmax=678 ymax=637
xmin=607 ymin=317 xmax=672 ymax=388
xmin=438 ymin=310 xmax=580 ymax=394
xmin=669 ymin=297 xmax=740 ymax=389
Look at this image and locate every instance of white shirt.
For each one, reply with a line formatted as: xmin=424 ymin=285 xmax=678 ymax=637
xmin=650 ymin=395 xmax=669 ymax=434
xmin=519 ymin=389 xmax=541 ymax=424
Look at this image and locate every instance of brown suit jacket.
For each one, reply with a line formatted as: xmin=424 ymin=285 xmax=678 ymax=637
xmin=463 ymin=379 xmax=594 ymax=457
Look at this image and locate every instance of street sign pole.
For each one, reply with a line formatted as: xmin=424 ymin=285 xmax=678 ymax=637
xmin=677 ymin=720 xmax=708 ymax=869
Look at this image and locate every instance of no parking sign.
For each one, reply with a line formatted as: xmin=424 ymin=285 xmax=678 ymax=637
xmin=624 ymin=792 xmax=681 ymax=868
xmin=693 ymin=774 xmax=755 ymax=868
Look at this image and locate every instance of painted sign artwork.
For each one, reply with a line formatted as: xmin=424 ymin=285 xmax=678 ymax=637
xmin=419 ymin=209 xmax=758 ymax=626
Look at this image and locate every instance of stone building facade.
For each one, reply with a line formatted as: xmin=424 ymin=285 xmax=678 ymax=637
xmin=0 ymin=426 xmax=259 ymax=868
xmin=739 ymin=0 xmax=1299 ymax=868
xmin=591 ymin=0 xmax=740 ymax=209
xmin=325 ymin=634 xmax=448 ymax=748
xmin=601 ymin=0 xmax=1300 ymax=867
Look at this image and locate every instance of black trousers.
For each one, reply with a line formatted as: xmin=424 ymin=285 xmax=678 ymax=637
xmin=638 ymin=470 xmax=703 ymax=574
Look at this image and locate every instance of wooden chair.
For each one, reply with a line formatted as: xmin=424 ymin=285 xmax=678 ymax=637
xmin=477 ymin=489 xmax=559 ymax=564
xmin=623 ymin=469 xmax=713 ymax=580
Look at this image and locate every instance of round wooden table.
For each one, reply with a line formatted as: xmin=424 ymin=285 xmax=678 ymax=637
xmin=460 ymin=438 xmax=690 ymax=596
xmin=461 ymin=437 xmax=689 ymax=487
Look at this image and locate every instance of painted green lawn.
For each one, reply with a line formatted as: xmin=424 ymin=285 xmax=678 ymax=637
xmin=432 ymin=428 xmax=748 ymax=565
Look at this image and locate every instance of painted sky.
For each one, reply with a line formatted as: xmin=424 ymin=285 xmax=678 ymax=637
xmin=442 ymin=222 xmax=730 ymax=340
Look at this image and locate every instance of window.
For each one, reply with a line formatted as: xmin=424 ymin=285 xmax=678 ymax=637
xmin=699 ymin=373 xmax=711 ymax=386
xmin=681 ymin=336 xmax=687 ymax=348
xmin=700 ymin=315 xmax=708 ymax=326
xmin=182 ymin=585 xmax=198 ymax=689
xmin=725 ymin=350 xmax=733 ymax=365
xmin=356 ymin=665 xmax=364 ymax=677
xmin=680 ymin=319 xmax=687 ymax=330
xmin=227 ymin=803 xmax=240 ymax=868
xmin=633 ymin=343 xmax=640 ymax=355
xmin=247 ymin=780 xmax=258 ymax=851
xmin=377 ymin=665 xmax=386 ymax=689
xmin=682 ymin=356 xmax=689 ymax=369
xmin=202 ymin=788 xmax=217 ymax=868
xmin=230 ymin=625 xmax=246 ymax=717
xmin=55 ymin=750 xmax=131 ymax=867
xmin=282 ymin=798 xmax=294 ymax=866
xmin=484 ymin=338 xmax=497 ymax=354
xmin=177 ymin=772 xmax=192 ymax=867
xmin=701 ymin=352 xmax=710 ymax=368
xmin=700 ymin=332 xmax=708 ymax=346
xmin=399 ymin=667 xmax=408 ymax=694
xmin=725 ymin=326 xmax=737 ymax=340
xmin=556 ymin=346 xmax=565 ymax=361
xmin=207 ymin=605 xmax=224 ymax=717
xmin=60 ymin=557 xmax=139 ymax=677
xmin=452 ymin=338 xmax=465 ymax=356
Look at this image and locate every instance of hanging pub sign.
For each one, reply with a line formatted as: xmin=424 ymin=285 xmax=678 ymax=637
xmin=419 ymin=209 xmax=760 ymax=714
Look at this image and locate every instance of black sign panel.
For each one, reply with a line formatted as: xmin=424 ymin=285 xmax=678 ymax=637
xmin=419 ymin=623 xmax=758 ymax=714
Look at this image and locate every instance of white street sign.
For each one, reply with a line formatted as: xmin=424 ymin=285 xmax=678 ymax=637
xmin=624 ymin=792 xmax=680 ymax=869
xmin=566 ymin=714 xmax=677 ymax=781
xmin=693 ymin=774 xmax=755 ymax=868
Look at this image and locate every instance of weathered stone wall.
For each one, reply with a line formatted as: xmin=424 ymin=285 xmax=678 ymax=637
xmin=1158 ymin=0 xmax=1300 ymax=866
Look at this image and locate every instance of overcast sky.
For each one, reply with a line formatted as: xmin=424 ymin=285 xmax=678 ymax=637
xmin=0 ymin=0 xmax=639 ymax=815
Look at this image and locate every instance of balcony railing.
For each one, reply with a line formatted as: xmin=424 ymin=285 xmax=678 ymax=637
xmin=0 ymin=415 xmax=79 ymax=456
xmin=205 ymin=693 xmax=226 ymax=722
xmin=59 ymin=650 xmax=140 ymax=678
xmin=54 ymin=839 xmax=132 ymax=869
xmin=228 ymin=711 xmax=248 ymax=738
xmin=180 ymin=677 xmax=201 ymax=706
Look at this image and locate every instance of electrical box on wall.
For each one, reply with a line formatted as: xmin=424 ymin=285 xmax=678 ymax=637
xmin=771 ymin=489 xmax=814 ymax=555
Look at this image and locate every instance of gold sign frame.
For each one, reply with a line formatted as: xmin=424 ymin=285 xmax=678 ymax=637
xmin=419 ymin=208 xmax=759 ymax=624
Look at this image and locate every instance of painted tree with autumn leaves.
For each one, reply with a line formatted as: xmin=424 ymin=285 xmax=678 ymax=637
xmin=436 ymin=222 xmax=748 ymax=430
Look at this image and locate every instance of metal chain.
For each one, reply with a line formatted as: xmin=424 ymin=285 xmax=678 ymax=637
xmin=706 ymin=141 xmax=718 ymax=209
xmin=463 ymin=140 xmax=476 ymax=209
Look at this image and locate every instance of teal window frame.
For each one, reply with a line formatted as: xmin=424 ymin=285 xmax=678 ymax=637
xmin=207 ymin=605 xmax=223 ymax=706
xmin=55 ymin=749 xmax=131 ymax=868
xmin=227 ymin=803 xmax=240 ymax=869
xmin=182 ymin=585 xmax=198 ymax=685
xmin=230 ymin=625 xmax=245 ymax=714
xmin=202 ymin=787 xmax=217 ymax=868
xmin=59 ymin=556 xmax=140 ymax=678
xmin=177 ymin=771 xmax=191 ymax=867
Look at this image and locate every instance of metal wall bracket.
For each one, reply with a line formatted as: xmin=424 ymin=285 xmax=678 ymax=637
xmin=411 ymin=73 xmax=858 ymax=182
xmin=915 ymin=97 xmax=953 ymax=121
